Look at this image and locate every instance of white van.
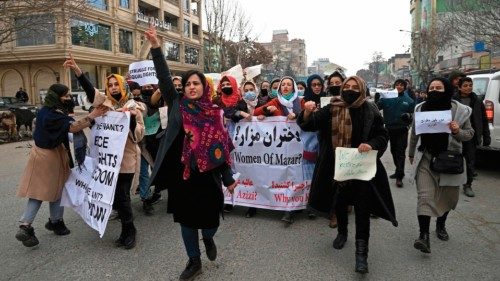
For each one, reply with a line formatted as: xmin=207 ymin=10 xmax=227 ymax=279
xmin=468 ymin=71 xmax=500 ymax=151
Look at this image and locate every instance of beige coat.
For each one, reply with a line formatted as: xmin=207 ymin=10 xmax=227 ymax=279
xmin=120 ymin=110 xmax=145 ymax=174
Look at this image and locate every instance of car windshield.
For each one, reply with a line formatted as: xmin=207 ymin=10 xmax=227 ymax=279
xmin=472 ymin=77 xmax=489 ymax=97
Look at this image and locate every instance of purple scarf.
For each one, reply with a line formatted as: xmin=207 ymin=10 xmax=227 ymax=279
xmin=180 ymin=86 xmax=234 ymax=180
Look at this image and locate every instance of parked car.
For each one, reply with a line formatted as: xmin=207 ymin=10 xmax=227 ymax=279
xmin=468 ymin=71 xmax=500 ymax=151
xmin=0 ymin=97 xmax=39 ymax=114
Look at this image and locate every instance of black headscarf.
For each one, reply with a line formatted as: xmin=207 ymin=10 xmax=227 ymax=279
xmin=44 ymin=84 xmax=70 ymax=113
xmin=304 ymin=74 xmax=325 ymax=104
xmin=419 ymin=77 xmax=454 ymax=156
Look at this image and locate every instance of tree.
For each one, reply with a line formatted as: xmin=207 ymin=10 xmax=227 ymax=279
xmin=438 ymin=0 xmax=500 ymax=52
xmin=224 ymin=40 xmax=272 ymax=69
xmin=370 ymin=52 xmax=385 ymax=86
xmin=0 ymin=0 xmax=90 ymax=46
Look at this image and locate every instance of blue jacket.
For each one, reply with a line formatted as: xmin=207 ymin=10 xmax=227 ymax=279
xmin=377 ymin=92 xmax=415 ymax=129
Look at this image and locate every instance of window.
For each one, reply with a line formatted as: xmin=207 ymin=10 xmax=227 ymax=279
xmin=119 ymin=29 xmax=133 ymax=54
xmin=119 ymin=0 xmax=129 ymax=8
xmin=192 ymin=24 xmax=199 ymax=36
xmin=88 ymin=0 xmax=108 ymax=10
xmin=182 ymin=0 xmax=190 ymax=13
xmin=185 ymin=46 xmax=199 ymax=65
xmin=183 ymin=19 xmax=190 ymax=37
xmin=164 ymin=41 xmax=180 ymax=61
xmin=15 ymin=14 xmax=55 ymax=46
xmin=71 ymin=65 xmax=98 ymax=91
xmin=164 ymin=12 xmax=179 ymax=32
xmin=71 ymin=19 xmax=111 ymax=51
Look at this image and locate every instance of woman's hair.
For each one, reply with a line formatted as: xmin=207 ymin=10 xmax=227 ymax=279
xmin=48 ymin=84 xmax=69 ymax=97
xmin=426 ymin=77 xmax=453 ymax=95
xmin=296 ymin=81 xmax=306 ymax=88
xmin=182 ymin=70 xmax=207 ymax=90
xmin=458 ymin=77 xmax=472 ymax=87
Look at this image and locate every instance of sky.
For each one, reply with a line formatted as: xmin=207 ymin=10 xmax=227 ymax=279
xmin=237 ymin=0 xmax=412 ymax=76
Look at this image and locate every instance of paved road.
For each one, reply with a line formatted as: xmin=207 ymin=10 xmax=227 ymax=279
xmin=0 ymin=138 xmax=499 ymax=281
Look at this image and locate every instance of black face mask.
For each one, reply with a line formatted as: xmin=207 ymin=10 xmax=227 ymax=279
xmin=175 ymin=87 xmax=183 ymax=94
xmin=62 ymin=99 xmax=74 ymax=110
xmin=111 ymin=93 xmax=122 ymax=101
xmin=328 ymin=86 xmax=341 ymax=96
xmin=142 ymin=89 xmax=154 ymax=96
xmin=341 ymin=90 xmax=361 ymax=105
xmin=426 ymin=91 xmax=450 ymax=105
xmin=260 ymin=88 xmax=268 ymax=96
xmin=221 ymin=87 xmax=233 ymax=95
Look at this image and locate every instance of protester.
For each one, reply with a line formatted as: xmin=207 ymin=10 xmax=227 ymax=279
xmin=145 ymin=25 xmax=237 ymax=280
xmin=448 ymin=70 xmax=466 ymax=94
xmin=297 ymin=81 xmax=306 ymax=97
xmin=303 ymin=74 xmax=325 ymax=107
xmin=269 ymin=78 xmax=280 ymax=99
xmin=404 ymin=79 xmax=416 ymax=101
xmin=63 ymin=55 xmax=145 ymax=250
xmin=298 ymin=75 xmax=397 ymax=274
xmin=15 ymin=84 xmax=108 ymax=247
xmin=326 ymin=70 xmax=346 ymax=97
xmin=15 ymin=87 xmax=29 ymax=103
xmin=452 ymin=77 xmax=490 ymax=197
xmin=408 ymin=77 xmax=474 ymax=254
xmin=377 ymin=79 xmax=415 ymax=187
xmin=258 ymin=80 xmax=271 ymax=105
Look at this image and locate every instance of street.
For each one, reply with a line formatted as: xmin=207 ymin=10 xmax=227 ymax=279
xmin=0 ymin=137 xmax=499 ymax=281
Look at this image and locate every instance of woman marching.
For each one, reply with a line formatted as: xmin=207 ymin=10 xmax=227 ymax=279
xmin=63 ymin=55 xmax=145 ymax=250
xmin=144 ymin=25 xmax=237 ymax=280
xmin=298 ymin=76 xmax=397 ymax=274
xmin=15 ymin=84 xmax=108 ymax=247
xmin=409 ymin=77 xmax=474 ymax=253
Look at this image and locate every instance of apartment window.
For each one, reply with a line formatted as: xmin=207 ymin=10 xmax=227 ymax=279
xmin=185 ymin=46 xmax=199 ymax=65
xmin=164 ymin=12 xmax=179 ymax=32
xmin=192 ymin=24 xmax=199 ymax=36
xmin=183 ymin=19 xmax=190 ymax=37
xmin=164 ymin=41 xmax=180 ymax=61
xmin=15 ymin=14 xmax=55 ymax=46
xmin=71 ymin=19 xmax=111 ymax=51
xmin=119 ymin=0 xmax=129 ymax=8
xmin=88 ymin=0 xmax=108 ymax=10
xmin=182 ymin=0 xmax=190 ymax=13
xmin=119 ymin=29 xmax=133 ymax=54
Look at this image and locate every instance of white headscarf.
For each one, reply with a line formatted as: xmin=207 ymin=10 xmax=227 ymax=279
xmin=277 ymin=76 xmax=298 ymax=113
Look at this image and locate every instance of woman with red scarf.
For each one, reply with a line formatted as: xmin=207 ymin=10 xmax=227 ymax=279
xmin=145 ymin=26 xmax=237 ymax=281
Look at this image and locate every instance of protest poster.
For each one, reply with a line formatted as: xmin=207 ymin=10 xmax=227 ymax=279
xmin=128 ymin=60 xmax=158 ymax=86
xmin=226 ymin=117 xmax=309 ymax=211
xmin=376 ymin=89 xmax=398 ymax=99
xmin=334 ymin=147 xmax=377 ymax=181
xmin=62 ymin=111 xmax=130 ymax=237
xmin=414 ymin=110 xmax=452 ymax=135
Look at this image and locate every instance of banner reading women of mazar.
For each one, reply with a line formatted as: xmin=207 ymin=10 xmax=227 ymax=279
xmin=224 ymin=116 xmax=310 ymax=211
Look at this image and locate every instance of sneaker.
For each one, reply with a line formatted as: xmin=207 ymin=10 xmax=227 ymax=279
xmin=281 ymin=212 xmax=294 ymax=224
xmin=463 ymin=184 xmax=475 ymax=197
xmin=147 ymin=192 xmax=162 ymax=205
xmin=45 ymin=219 xmax=70 ymax=235
xmin=179 ymin=257 xmax=202 ymax=280
xmin=15 ymin=225 xmax=39 ymax=247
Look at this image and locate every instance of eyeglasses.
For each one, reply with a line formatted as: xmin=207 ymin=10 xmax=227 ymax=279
xmin=311 ymin=83 xmax=322 ymax=87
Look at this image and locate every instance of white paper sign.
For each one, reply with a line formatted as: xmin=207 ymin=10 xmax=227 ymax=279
xmin=221 ymin=64 xmax=244 ymax=87
xmin=320 ymin=97 xmax=332 ymax=108
xmin=376 ymin=89 xmax=398 ymax=99
xmin=244 ymin=64 xmax=262 ymax=81
xmin=129 ymin=60 xmax=158 ymax=86
xmin=334 ymin=147 xmax=377 ymax=181
xmin=226 ymin=117 xmax=309 ymax=210
xmin=62 ymin=111 xmax=130 ymax=237
xmin=414 ymin=110 xmax=452 ymax=135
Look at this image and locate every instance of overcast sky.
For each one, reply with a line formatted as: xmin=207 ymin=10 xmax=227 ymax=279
xmin=237 ymin=0 xmax=412 ymax=76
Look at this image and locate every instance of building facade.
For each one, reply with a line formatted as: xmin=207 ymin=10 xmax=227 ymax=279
xmin=261 ymin=30 xmax=307 ymax=80
xmin=0 ymin=0 xmax=203 ymax=104
xmin=388 ymin=53 xmax=411 ymax=80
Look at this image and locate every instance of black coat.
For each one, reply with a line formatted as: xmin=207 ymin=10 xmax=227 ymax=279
xmin=149 ymin=47 xmax=234 ymax=229
xmin=452 ymin=92 xmax=491 ymax=145
xmin=297 ymin=101 xmax=397 ymax=226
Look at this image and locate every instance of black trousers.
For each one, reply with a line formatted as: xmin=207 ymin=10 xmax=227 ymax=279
xmin=462 ymin=140 xmax=476 ymax=185
xmin=113 ymin=173 xmax=134 ymax=224
xmin=335 ymin=181 xmax=371 ymax=241
xmin=388 ymin=128 xmax=409 ymax=179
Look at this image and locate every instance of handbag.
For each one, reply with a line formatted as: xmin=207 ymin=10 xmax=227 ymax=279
xmin=430 ymin=150 xmax=464 ymax=174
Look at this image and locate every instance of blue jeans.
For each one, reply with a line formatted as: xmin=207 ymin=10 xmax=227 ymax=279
xmin=138 ymin=156 xmax=150 ymax=199
xmin=20 ymin=198 xmax=64 ymax=224
xmin=180 ymin=225 xmax=218 ymax=258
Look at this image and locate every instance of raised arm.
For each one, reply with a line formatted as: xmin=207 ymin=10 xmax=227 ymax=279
xmin=144 ymin=25 xmax=178 ymax=107
xmin=63 ymin=52 xmax=96 ymax=102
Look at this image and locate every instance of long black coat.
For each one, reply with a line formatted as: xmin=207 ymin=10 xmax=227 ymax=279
xmin=297 ymin=101 xmax=397 ymax=226
xmin=149 ymin=47 xmax=234 ymax=229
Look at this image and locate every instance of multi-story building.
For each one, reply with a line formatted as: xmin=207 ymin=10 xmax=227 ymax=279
xmin=387 ymin=53 xmax=411 ymax=80
xmin=0 ymin=0 xmax=204 ymax=104
xmin=308 ymin=58 xmax=346 ymax=77
xmin=261 ymin=30 xmax=307 ymax=80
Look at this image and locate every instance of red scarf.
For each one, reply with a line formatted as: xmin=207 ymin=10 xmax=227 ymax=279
xmin=218 ymin=75 xmax=241 ymax=107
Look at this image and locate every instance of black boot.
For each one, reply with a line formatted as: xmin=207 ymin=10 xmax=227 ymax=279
xmin=116 ymin=222 xmax=136 ymax=249
xmin=179 ymin=256 xmax=202 ymax=280
xmin=436 ymin=225 xmax=449 ymax=241
xmin=142 ymin=200 xmax=154 ymax=216
xmin=414 ymin=232 xmax=431 ymax=253
xmin=15 ymin=225 xmax=39 ymax=247
xmin=203 ymin=237 xmax=217 ymax=261
xmin=355 ymin=239 xmax=369 ymax=274
xmin=332 ymin=233 xmax=347 ymax=249
xmin=45 ymin=219 xmax=70 ymax=235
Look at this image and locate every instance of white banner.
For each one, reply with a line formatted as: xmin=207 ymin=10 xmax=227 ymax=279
xmin=376 ymin=89 xmax=398 ymax=99
xmin=334 ymin=147 xmax=377 ymax=181
xmin=414 ymin=110 xmax=452 ymax=135
xmin=61 ymin=111 xmax=130 ymax=237
xmin=129 ymin=60 xmax=158 ymax=86
xmin=226 ymin=117 xmax=309 ymax=210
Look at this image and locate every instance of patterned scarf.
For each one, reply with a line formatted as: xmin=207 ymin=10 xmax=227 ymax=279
xmin=180 ymin=85 xmax=234 ymax=180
